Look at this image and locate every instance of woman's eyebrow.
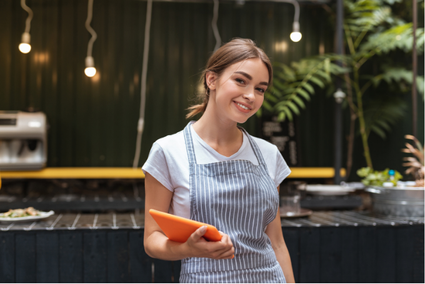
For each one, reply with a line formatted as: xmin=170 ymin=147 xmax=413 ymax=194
xmin=234 ymin=71 xmax=268 ymax=86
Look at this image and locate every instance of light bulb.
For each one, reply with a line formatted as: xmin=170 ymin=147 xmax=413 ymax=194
xmin=19 ymin=43 xmax=31 ymax=53
xmin=290 ymin=21 xmax=302 ymax=42
xmin=85 ymin=67 xmax=96 ymax=77
xmin=19 ymin=32 xmax=31 ymax=53
xmin=84 ymin=56 xmax=96 ymax=77
xmin=290 ymin=32 xmax=302 ymax=42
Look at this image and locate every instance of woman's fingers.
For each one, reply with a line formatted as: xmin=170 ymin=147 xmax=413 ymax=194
xmin=187 ymin=228 xmax=235 ymax=259
xmin=191 ymin=226 xmax=207 ymax=241
xmin=217 ymin=233 xmax=235 ymax=259
xmin=207 ymin=232 xmax=234 ymax=259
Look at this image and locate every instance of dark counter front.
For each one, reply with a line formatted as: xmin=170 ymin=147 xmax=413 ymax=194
xmin=0 ymin=211 xmax=423 ymax=283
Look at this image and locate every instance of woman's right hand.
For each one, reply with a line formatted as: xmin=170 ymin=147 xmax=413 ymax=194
xmin=184 ymin=226 xmax=235 ymax=259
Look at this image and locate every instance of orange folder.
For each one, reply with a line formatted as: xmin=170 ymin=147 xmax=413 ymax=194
xmin=149 ymin=209 xmax=222 ymax=243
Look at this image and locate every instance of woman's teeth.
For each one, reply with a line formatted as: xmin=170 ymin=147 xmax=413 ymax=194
xmin=237 ymin=103 xmax=249 ymax=110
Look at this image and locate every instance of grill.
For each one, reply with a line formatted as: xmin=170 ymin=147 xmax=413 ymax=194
xmin=0 ymin=179 xmax=144 ymax=212
xmin=1 ymin=211 xmax=423 ymax=231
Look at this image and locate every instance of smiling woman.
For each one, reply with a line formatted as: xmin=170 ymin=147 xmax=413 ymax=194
xmin=186 ymin=38 xmax=273 ymax=120
xmin=142 ymin=38 xmax=295 ymax=283
xmin=203 ymin=58 xmax=268 ymax=126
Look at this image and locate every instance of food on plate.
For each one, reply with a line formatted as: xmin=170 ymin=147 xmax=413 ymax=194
xmin=0 ymin=207 xmax=41 ymax=218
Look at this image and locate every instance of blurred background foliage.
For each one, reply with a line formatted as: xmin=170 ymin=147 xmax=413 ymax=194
xmin=263 ymin=0 xmax=424 ymax=179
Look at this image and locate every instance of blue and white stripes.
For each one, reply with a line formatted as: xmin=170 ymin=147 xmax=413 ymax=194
xmin=180 ymin=123 xmax=286 ymax=283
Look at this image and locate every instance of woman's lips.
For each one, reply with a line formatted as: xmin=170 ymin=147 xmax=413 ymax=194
xmin=234 ymin=101 xmax=252 ymax=113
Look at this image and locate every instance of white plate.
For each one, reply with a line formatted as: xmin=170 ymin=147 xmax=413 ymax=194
xmin=0 ymin=210 xmax=54 ymax=223
xmin=280 ymin=208 xmax=312 ymax=218
xmin=306 ymin=184 xmax=355 ymax=196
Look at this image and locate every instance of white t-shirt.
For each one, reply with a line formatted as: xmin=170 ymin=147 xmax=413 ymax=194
xmin=142 ymin=122 xmax=291 ymax=219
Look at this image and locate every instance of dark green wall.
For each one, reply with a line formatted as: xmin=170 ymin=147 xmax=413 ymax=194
xmin=0 ymin=0 xmax=422 ymax=181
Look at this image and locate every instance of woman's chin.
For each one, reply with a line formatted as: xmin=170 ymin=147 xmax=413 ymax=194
xmin=234 ymin=116 xmax=250 ymax=124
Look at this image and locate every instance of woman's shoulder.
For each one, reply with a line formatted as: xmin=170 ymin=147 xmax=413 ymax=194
xmin=154 ymin=129 xmax=185 ymax=150
xmin=248 ymin=134 xmax=279 ymax=153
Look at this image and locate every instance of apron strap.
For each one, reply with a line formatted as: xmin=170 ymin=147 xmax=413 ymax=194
xmin=183 ymin=122 xmax=197 ymax=165
xmin=239 ymin=127 xmax=268 ymax=169
xmin=184 ymin=122 xmax=268 ymax=170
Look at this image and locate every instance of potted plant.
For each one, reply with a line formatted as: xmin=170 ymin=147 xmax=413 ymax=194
xmin=262 ymin=0 xmax=424 ymax=177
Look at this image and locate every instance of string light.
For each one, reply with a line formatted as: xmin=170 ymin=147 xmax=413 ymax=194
xmin=212 ymin=0 xmax=221 ymax=52
xmin=19 ymin=0 xmax=33 ymax=54
xmin=84 ymin=0 xmax=97 ymax=77
xmin=290 ymin=21 xmax=302 ymax=42
xmin=84 ymin=56 xmax=96 ymax=77
xmin=275 ymin=0 xmax=302 ymax=42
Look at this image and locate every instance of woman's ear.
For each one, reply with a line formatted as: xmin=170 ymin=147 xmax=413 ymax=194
xmin=205 ymin=71 xmax=217 ymax=91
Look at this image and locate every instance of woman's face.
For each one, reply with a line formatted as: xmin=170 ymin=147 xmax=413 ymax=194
xmin=208 ymin=58 xmax=269 ymax=124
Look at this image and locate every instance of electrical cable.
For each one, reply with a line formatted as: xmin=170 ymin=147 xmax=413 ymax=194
xmin=19 ymin=0 xmax=33 ymax=53
xmin=212 ymin=0 xmax=221 ymax=51
xmin=21 ymin=0 xmax=33 ymax=34
xmin=85 ymin=0 xmax=97 ymax=58
xmin=132 ymin=0 xmax=153 ymax=168
xmin=274 ymin=0 xmax=301 ymax=42
xmin=277 ymin=0 xmax=299 ymax=23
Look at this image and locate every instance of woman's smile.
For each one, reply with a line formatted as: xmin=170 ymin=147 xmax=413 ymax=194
xmin=234 ymin=101 xmax=252 ymax=113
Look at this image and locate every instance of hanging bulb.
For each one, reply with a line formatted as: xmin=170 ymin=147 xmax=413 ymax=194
xmin=290 ymin=21 xmax=302 ymax=42
xmin=84 ymin=56 xmax=96 ymax=77
xmin=85 ymin=66 xmax=96 ymax=77
xmin=19 ymin=32 xmax=31 ymax=54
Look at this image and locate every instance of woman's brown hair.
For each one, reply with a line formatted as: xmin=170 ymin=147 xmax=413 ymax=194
xmin=186 ymin=38 xmax=272 ymax=119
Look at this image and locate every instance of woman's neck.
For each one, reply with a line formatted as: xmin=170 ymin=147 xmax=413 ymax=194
xmin=192 ymin=111 xmax=243 ymax=157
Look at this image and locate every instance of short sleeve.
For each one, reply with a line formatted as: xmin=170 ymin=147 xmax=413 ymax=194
xmin=142 ymin=142 xmax=174 ymax=192
xmin=274 ymin=147 xmax=291 ymax=187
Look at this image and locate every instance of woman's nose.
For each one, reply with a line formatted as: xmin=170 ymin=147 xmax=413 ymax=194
xmin=243 ymin=88 xmax=255 ymax=100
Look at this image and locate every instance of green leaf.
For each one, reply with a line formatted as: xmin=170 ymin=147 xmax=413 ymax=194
xmin=363 ymin=96 xmax=408 ymax=139
xmin=361 ymin=24 xmax=424 ymax=54
xmin=375 ymin=119 xmax=391 ymax=131
xmin=370 ymin=125 xmax=387 ymax=139
xmin=272 ymin=80 xmax=286 ymax=91
xmin=371 ymin=68 xmax=425 ymax=96
xmin=315 ymin=69 xmax=332 ymax=82
xmin=309 ymin=76 xmax=325 ymax=88
xmin=295 ymin=88 xmax=311 ymax=101
xmin=287 ymin=101 xmax=300 ymax=115
xmin=283 ymin=107 xmax=293 ymax=121
xmin=357 ymin=167 xmax=372 ymax=177
xmin=292 ymin=96 xmax=306 ymax=109
xmin=301 ymin=82 xmax=315 ymax=94
xmin=256 ymin=107 xmax=262 ymax=117
xmin=277 ymin=111 xmax=286 ymax=122
xmin=262 ymin=100 xmax=273 ymax=112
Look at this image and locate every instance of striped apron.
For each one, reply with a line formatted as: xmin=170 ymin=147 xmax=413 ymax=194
xmin=180 ymin=123 xmax=286 ymax=283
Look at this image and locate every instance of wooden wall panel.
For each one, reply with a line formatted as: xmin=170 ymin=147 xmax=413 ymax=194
xmin=4 ymin=0 xmax=419 ymax=171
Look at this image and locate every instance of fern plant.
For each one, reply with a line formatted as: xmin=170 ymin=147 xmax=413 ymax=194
xmin=263 ymin=0 xmax=424 ymax=175
xmin=258 ymin=55 xmax=348 ymax=120
xmin=342 ymin=0 xmax=424 ymax=172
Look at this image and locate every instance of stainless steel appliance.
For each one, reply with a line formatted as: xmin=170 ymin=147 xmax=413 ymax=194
xmin=0 ymin=111 xmax=47 ymax=170
xmin=366 ymin=186 xmax=424 ymax=217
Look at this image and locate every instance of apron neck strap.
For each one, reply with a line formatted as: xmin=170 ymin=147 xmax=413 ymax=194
xmin=184 ymin=122 xmax=267 ymax=167
xmin=239 ymin=127 xmax=267 ymax=167
xmin=183 ymin=122 xmax=197 ymax=165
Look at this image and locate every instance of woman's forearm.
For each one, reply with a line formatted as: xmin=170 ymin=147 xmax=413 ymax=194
xmin=144 ymin=228 xmax=234 ymax=261
xmin=275 ymin=245 xmax=295 ymax=283
xmin=144 ymin=231 xmax=191 ymax=261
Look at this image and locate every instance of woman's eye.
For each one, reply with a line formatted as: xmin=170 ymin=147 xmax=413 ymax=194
xmin=256 ymin=88 xmax=266 ymax=94
xmin=235 ymin=78 xmax=245 ymax=84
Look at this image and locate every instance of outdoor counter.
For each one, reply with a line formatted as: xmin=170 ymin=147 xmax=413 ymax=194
xmin=0 ymin=211 xmax=423 ymax=283
xmin=0 ymin=167 xmax=345 ymax=179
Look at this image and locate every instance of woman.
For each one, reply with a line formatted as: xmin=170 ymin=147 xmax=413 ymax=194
xmin=143 ymin=38 xmax=295 ymax=283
